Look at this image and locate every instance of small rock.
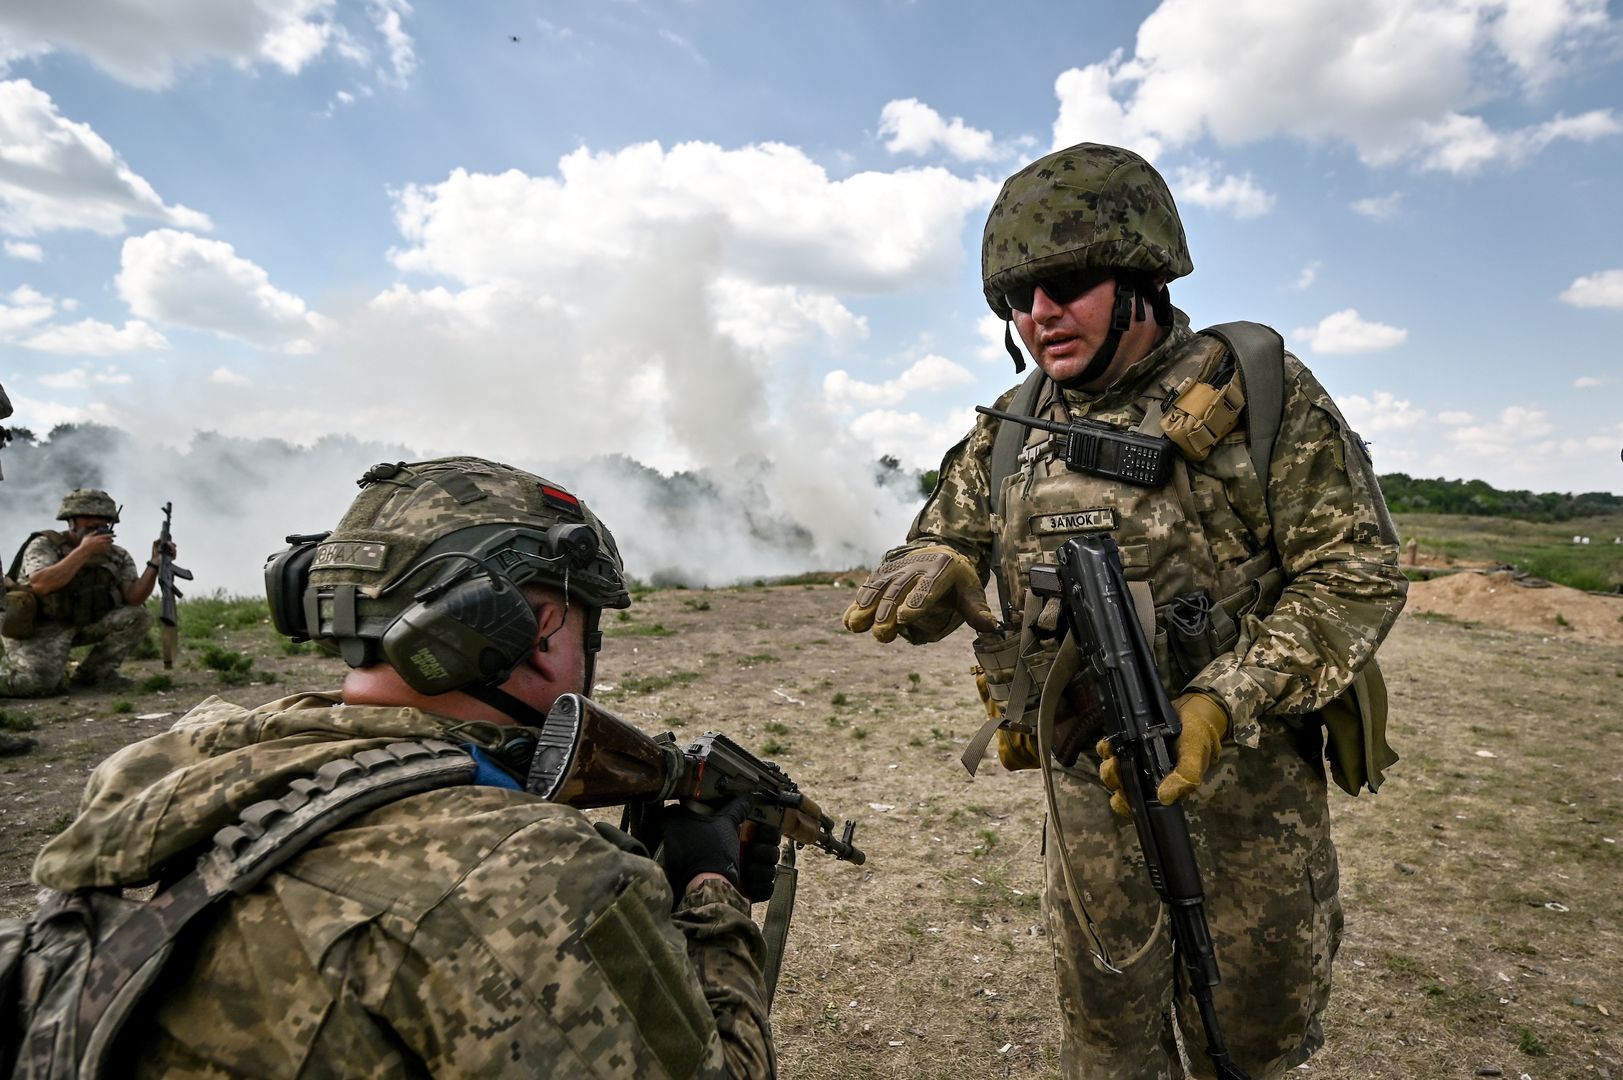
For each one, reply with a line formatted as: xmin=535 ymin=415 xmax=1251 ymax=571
xmin=1474 ymin=1069 xmax=1503 ymax=1077
xmin=1395 ymin=862 xmax=1417 ymax=875
xmin=0 ymin=732 xmax=38 ymax=757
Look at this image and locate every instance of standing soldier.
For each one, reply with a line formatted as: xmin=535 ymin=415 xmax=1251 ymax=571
xmin=1 ymin=488 xmax=171 ymax=695
xmin=843 ymin=143 xmax=1407 ymax=1078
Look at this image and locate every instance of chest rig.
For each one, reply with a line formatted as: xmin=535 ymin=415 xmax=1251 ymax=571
xmin=963 ymin=323 xmax=1288 ymax=774
xmin=30 ymin=531 xmax=127 ymax=629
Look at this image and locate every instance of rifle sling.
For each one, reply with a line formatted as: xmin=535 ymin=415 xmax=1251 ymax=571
xmin=760 ymin=842 xmax=798 ymax=1010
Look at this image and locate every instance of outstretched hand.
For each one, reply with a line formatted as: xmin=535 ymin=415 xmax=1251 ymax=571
xmin=842 ymin=545 xmax=999 ymax=643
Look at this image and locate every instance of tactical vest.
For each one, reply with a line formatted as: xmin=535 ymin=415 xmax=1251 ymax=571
xmin=967 ymin=324 xmax=1392 ymax=795
xmin=28 ymin=531 xmax=125 ymax=629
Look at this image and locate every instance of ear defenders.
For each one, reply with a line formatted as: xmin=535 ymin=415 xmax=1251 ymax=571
xmin=263 ymin=523 xmax=605 ymax=699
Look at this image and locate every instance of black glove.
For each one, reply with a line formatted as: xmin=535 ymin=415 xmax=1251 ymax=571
xmin=656 ymin=795 xmax=751 ymax=897
xmin=738 ymin=817 xmax=782 ymax=905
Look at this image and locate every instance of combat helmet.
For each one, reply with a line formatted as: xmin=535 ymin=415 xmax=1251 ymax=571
xmin=981 ymin=143 xmax=1192 ymax=381
xmin=265 ymin=456 xmax=630 ymax=724
xmin=56 ymin=489 xmax=120 ymax=523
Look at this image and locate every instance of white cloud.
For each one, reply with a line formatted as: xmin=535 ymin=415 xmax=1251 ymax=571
xmin=1447 ymin=404 xmax=1556 ymax=461
xmin=4 ymin=238 xmax=41 ymax=260
xmin=0 ymin=0 xmax=417 ymax=89
xmin=1335 ymin=390 xmax=1425 ymax=434
xmin=1292 ymin=308 xmax=1408 ymax=353
xmin=0 ymin=80 xmax=212 ymax=237
xmin=1560 ymin=269 xmax=1623 ymax=309
xmin=1294 ymin=261 xmax=1321 ymax=290
xmin=1436 ymin=409 xmax=1475 ymax=425
xmin=208 ymin=366 xmax=251 ymax=386
xmin=823 ymin=355 xmax=975 ymax=411
xmin=37 ymin=365 xmax=133 ymax=390
xmin=0 ymin=283 xmax=53 ymax=336
xmin=977 ymin=313 xmax=1010 ymax=361
xmin=1573 ymin=376 xmax=1612 ymax=389
xmin=22 ymin=318 xmax=169 ymax=355
xmin=1167 ymin=161 xmax=1273 ymax=218
xmin=390 ymin=142 xmax=996 ymax=294
xmin=116 ymin=229 xmax=327 ymax=352
xmin=707 ymin=278 xmax=868 ymax=353
xmin=1351 ymin=192 xmax=1403 ymax=221
xmin=847 ymin=406 xmax=979 ymax=471
xmin=878 ymin=99 xmax=1004 ymax=162
xmin=1050 ymin=1 xmax=1620 ymax=173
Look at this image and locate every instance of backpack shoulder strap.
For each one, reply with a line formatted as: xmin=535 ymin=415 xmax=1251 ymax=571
xmin=987 ymin=368 xmax=1048 ymax=621
xmin=67 ymin=739 xmax=478 ymax=1077
xmin=8 ymin=530 xmax=57 ymax=582
xmin=1198 ymin=321 xmax=1285 ymax=498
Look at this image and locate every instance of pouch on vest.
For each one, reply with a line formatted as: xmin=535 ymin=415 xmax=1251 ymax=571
xmin=1319 ymin=657 xmax=1397 ymax=796
xmin=2 ymin=578 xmax=36 ymax=639
xmin=969 ymin=630 xmax=1043 ymax=771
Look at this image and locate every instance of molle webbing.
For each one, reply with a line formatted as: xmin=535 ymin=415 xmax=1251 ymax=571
xmin=64 ymin=740 xmax=477 ymax=1077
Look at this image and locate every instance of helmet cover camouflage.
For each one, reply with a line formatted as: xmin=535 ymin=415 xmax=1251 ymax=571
xmin=981 ymin=143 xmax=1193 ymax=320
xmin=308 ymin=456 xmax=630 ymax=623
xmin=56 ymin=488 xmax=120 ymax=523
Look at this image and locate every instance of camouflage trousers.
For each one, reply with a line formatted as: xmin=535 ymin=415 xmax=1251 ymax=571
xmin=1042 ymin=721 xmax=1341 ymax=1080
xmin=0 ymin=605 xmax=153 ymax=696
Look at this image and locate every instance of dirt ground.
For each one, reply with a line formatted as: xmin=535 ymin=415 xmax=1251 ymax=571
xmin=2 ymin=583 xmax=1618 ymax=1079
xmin=1405 ymin=569 xmax=1623 ymax=645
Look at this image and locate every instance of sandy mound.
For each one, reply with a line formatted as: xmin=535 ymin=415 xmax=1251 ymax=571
xmin=1405 ymin=570 xmax=1623 ymax=644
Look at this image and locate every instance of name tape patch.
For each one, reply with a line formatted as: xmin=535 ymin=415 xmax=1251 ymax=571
xmin=312 ymin=541 xmax=389 ymax=571
xmin=1030 ymin=508 xmax=1117 ymax=535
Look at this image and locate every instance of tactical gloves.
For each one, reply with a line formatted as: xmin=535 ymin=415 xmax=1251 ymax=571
xmin=842 ymin=545 xmax=999 ymax=643
xmin=1097 ymin=692 xmax=1229 ymax=817
xmin=655 ymin=796 xmax=782 ymax=904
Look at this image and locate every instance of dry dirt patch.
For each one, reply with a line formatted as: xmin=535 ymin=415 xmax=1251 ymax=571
xmin=1406 ymin=570 xmax=1623 ymax=644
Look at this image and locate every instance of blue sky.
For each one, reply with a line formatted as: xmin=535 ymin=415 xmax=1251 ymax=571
xmin=1 ymin=1 xmax=1621 ymax=588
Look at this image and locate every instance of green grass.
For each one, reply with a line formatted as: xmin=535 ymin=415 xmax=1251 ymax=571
xmin=607 ymin=671 xmax=703 ymax=696
xmin=167 ymin=592 xmax=271 ymax=640
xmin=605 ymin=622 xmax=674 ymax=638
xmin=0 ymin=709 xmax=37 ymax=732
xmin=1395 ymin=511 xmax=1623 ymax=591
xmin=139 ymin=674 xmax=175 ymax=693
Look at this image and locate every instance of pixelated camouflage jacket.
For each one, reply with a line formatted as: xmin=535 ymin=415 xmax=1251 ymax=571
xmin=33 ymin=692 xmax=775 ymax=1079
xmin=898 ymin=310 xmax=1407 ymax=744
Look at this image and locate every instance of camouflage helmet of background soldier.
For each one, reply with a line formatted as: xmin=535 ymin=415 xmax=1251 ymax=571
xmin=56 ymin=488 xmax=120 ymax=524
xmin=981 ymin=142 xmax=1193 ymax=381
xmin=297 ymin=456 xmax=630 ymax=719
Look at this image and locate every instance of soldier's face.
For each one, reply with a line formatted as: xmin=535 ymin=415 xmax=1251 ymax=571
xmin=1011 ymin=276 xmax=1162 ymax=390
xmin=69 ymin=516 xmax=113 ymax=539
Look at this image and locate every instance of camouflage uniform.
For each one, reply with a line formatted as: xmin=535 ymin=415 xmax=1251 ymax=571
xmin=1 ymin=531 xmax=150 ymax=696
xmin=33 ymin=691 xmax=775 ymax=1078
xmin=897 ymin=310 xmax=1406 ymax=1076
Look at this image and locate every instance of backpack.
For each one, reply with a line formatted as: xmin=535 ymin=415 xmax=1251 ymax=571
xmin=2 ymin=532 xmax=51 ymax=640
xmin=981 ymin=321 xmax=1393 ymax=796
xmin=0 ymin=739 xmax=478 ymax=1079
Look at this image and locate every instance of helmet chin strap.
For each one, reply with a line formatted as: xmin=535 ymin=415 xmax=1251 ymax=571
xmin=1054 ymin=279 xmax=1137 ymax=392
xmin=457 ymin=604 xmax=606 ymax=729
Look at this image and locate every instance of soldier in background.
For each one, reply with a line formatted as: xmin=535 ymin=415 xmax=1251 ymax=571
xmin=844 ymin=144 xmax=1406 ymax=1078
xmin=30 ymin=457 xmax=774 ymax=1077
xmin=1 ymin=488 xmax=171 ymax=695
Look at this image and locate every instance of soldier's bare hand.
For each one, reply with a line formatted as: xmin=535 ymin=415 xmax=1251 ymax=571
xmin=79 ymin=531 xmax=115 ymax=555
xmin=152 ymin=539 xmax=177 ymax=561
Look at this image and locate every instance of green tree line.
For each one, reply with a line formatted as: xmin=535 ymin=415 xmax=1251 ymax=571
xmin=1377 ymin=473 xmax=1623 ymax=522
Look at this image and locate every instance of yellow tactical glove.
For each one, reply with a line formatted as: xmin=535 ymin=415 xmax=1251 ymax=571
xmin=842 ymin=545 xmax=999 ymax=643
xmin=1096 ymin=692 xmax=1229 ymax=817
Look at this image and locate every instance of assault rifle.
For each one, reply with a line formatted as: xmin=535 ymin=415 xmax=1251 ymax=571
xmin=1027 ymin=534 xmax=1250 ymax=1080
xmin=155 ymin=502 xmax=193 ymax=669
xmin=525 ymin=693 xmax=865 ymax=1003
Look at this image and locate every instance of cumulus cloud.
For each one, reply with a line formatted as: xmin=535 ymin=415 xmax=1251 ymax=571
xmin=707 ymin=278 xmax=868 ymax=353
xmin=4 ymin=238 xmax=41 ymax=260
xmin=208 ymin=366 xmax=252 ymax=386
xmin=0 ymin=283 xmax=53 ymax=336
xmin=976 ymin=313 xmax=1009 ymax=360
xmin=878 ymin=98 xmax=1005 ymax=162
xmin=1292 ymin=308 xmax=1408 ymax=353
xmin=1167 ymin=161 xmax=1273 ymax=218
xmin=36 ymin=365 xmax=133 ymax=390
xmin=389 ymin=141 xmax=997 ymax=293
xmin=1560 ymin=269 xmax=1623 ymax=308
xmin=1334 ymin=390 xmax=1425 ymax=434
xmin=116 ymin=229 xmax=328 ymax=351
xmin=0 ymin=80 xmax=212 ymax=237
xmin=1049 ymin=0 xmax=1620 ymax=174
xmin=1351 ymin=192 xmax=1404 ymax=221
xmin=1436 ymin=409 xmax=1475 ymax=425
xmin=823 ymin=355 xmax=975 ymax=411
xmin=22 ymin=318 xmax=169 ymax=355
xmin=0 ymin=0 xmax=415 ymax=90
xmin=847 ymin=406 xmax=979 ymax=471
xmin=1294 ymin=261 xmax=1321 ymax=290
xmin=1447 ymin=404 xmax=1556 ymax=460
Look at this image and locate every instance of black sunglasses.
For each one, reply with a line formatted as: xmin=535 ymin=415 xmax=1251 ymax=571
xmin=1003 ymin=269 xmax=1115 ymax=314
